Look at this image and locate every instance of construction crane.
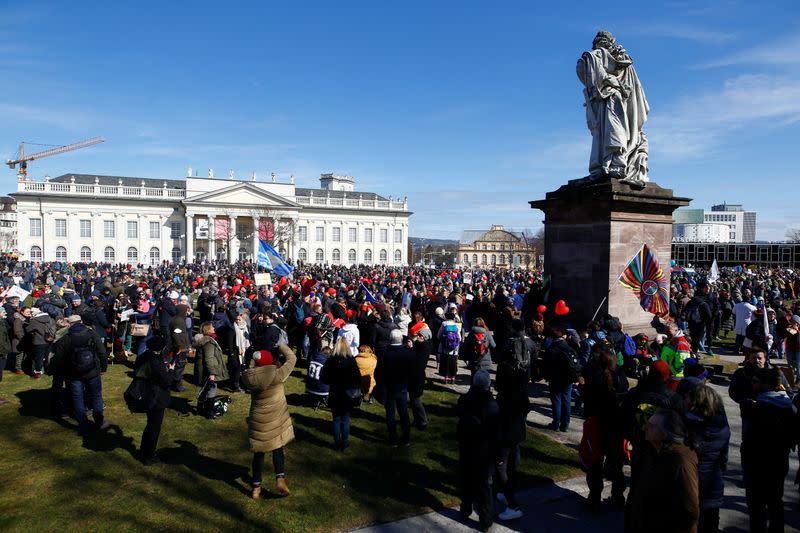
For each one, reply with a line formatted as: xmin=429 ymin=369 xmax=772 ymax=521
xmin=6 ymin=136 xmax=105 ymax=178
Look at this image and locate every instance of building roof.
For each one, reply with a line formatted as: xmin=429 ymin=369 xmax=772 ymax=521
xmin=459 ymin=228 xmax=524 ymax=245
xmin=51 ymin=173 xmax=186 ymax=189
xmin=294 ymin=188 xmax=388 ymax=201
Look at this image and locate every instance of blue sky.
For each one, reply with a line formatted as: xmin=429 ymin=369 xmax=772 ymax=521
xmin=1 ymin=1 xmax=799 ymax=240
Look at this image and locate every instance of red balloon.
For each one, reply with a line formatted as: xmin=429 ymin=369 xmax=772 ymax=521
xmin=554 ymin=299 xmax=570 ymax=316
xmin=390 ymin=272 xmax=397 ymax=279
xmin=191 ymin=281 xmax=198 ymax=288
xmin=273 ymin=285 xmax=280 ymax=292
xmin=537 ymin=304 xmax=547 ymax=313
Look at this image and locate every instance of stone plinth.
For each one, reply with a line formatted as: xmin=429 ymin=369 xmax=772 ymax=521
xmin=529 ymin=177 xmax=690 ymax=333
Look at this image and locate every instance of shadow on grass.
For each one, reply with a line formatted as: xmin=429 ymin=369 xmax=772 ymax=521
xmin=15 ymin=388 xmax=76 ymax=431
xmin=82 ymin=423 xmax=137 ymax=456
xmin=167 ymin=396 xmax=195 ymax=416
xmin=160 ymin=439 xmax=251 ymax=495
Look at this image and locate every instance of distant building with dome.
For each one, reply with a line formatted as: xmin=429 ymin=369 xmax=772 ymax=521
xmin=456 ymin=225 xmax=537 ymax=269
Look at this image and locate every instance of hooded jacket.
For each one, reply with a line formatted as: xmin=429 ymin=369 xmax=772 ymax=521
xmin=25 ymin=310 xmax=55 ymax=346
xmin=684 ymin=410 xmax=730 ymax=509
xmin=193 ymin=333 xmax=228 ymax=383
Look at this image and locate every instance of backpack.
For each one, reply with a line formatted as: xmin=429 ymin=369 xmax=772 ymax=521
xmin=443 ymin=325 xmax=460 ymax=352
xmin=71 ymin=336 xmax=97 ymax=374
xmin=505 ymin=336 xmax=530 ymax=372
xmin=470 ymin=331 xmax=486 ymax=361
xmin=292 ymin=301 xmax=305 ymax=324
xmin=622 ymin=334 xmax=636 ymax=358
xmin=686 ymin=304 xmax=702 ymax=326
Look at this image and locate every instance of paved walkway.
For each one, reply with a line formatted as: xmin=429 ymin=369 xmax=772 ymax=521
xmin=353 ymin=349 xmax=800 ymax=533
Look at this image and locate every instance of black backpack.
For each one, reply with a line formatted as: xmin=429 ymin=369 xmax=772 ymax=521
xmin=504 ymin=336 xmax=530 ymax=372
xmin=72 ymin=336 xmax=97 ymax=374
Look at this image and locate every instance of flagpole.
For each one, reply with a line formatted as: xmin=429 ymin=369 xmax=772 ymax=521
xmin=593 ymin=243 xmax=647 ymax=324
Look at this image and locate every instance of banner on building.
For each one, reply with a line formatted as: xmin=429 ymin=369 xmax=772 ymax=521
xmin=194 ymin=219 xmax=209 ymax=240
xmin=258 ymin=219 xmax=275 ymax=242
xmin=214 ymin=218 xmax=230 ymax=240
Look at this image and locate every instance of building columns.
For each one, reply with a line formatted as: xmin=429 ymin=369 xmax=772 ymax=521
xmin=230 ymin=216 xmax=238 ymax=262
xmin=253 ymin=217 xmax=262 ymax=264
xmin=209 ymin=216 xmax=216 ymax=260
xmin=186 ymin=214 xmax=194 ymax=262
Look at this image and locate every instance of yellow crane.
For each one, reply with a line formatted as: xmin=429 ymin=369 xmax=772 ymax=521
xmin=6 ymin=136 xmax=105 ymax=178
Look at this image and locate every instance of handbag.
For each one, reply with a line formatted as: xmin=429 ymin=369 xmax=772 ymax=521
xmin=130 ymin=323 xmax=150 ymax=337
xmin=345 ymin=387 xmax=363 ymax=408
xmin=123 ymin=364 xmax=157 ymax=413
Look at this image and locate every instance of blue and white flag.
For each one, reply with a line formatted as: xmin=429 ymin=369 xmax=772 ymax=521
xmin=258 ymin=240 xmax=294 ymax=277
xmin=360 ymin=282 xmax=376 ymax=304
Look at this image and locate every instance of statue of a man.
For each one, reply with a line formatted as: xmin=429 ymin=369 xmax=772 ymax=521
xmin=577 ymin=31 xmax=650 ymax=186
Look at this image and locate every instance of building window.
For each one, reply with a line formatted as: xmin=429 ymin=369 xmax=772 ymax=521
xmin=482 ymin=244 xmax=487 ymax=250
xmin=30 ymin=245 xmax=42 ymax=260
xmin=127 ymin=221 xmax=138 ymax=239
xmin=104 ymin=220 xmax=115 ymax=238
xmin=298 ymin=226 xmax=308 ymax=241
xmin=364 ymin=249 xmax=373 ymax=263
xmin=491 ymin=244 xmax=496 ymax=250
xmin=236 ymin=222 xmax=250 ymax=240
xmin=332 ymin=248 xmax=341 ymax=263
xmin=380 ymin=229 xmax=388 ymax=243
xmin=298 ymin=248 xmax=307 ymax=261
xmin=127 ymin=247 xmax=138 ymax=262
xmin=149 ymin=221 xmax=160 ymax=239
xmin=482 ymin=254 xmax=487 ymax=264
xmin=394 ymin=229 xmax=402 ymax=243
xmin=472 ymin=254 xmax=478 ymax=264
xmin=55 ymin=219 xmax=67 ymax=237
xmin=491 ymin=255 xmax=497 ymax=265
xmin=394 ymin=250 xmax=402 ymax=263
xmin=499 ymin=254 xmax=505 ymax=264
xmin=149 ymin=247 xmax=160 ymax=265
xmin=55 ymin=246 xmax=67 ymax=261
xmin=332 ymin=227 xmax=341 ymax=242
xmin=170 ymin=222 xmax=181 ymax=240
xmin=30 ymin=218 xmax=42 ymax=237
xmin=348 ymin=249 xmax=357 ymax=263
xmin=315 ymin=248 xmax=324 ymax=262
xmin=195 ymin=247 xmax=206 ymax=261
xmin=348 ymin=227 xmax=357 ymax=242
xmin=379 ymin=249 xmax=388 ymax=263
xmin=364 ymin=228 xmax=373 ymax=243
xmin=315 ymin=226 xmax=325 ymax=241
xmin=80 ymin=220 xmax=92 ymax=238
xmin=104 ymin=246 xmax=115 ymax=262
xmin=238 ymin=248 xmax=249 ymax=261
xmin=463 ymin=254 xmax=469 ymax=263
xmin=172 ymin=247 xmax=181 ymax=264
xmin=80 ymin=246 xmax=92 ymax=261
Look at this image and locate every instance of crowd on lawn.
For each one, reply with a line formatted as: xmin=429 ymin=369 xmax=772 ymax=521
xmin=0 ymin=258 xmax=799 ymax=532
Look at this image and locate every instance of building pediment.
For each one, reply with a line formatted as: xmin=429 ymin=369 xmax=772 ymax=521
xmin=183 ymin=183 xmax=300 ymax=208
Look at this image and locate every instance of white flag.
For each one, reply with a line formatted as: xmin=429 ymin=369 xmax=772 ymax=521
xmin=708 ymin=259 xmax=719 ymax=284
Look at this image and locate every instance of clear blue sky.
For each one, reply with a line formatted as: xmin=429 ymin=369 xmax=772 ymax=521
xmin=1 ymin=1 xmax=799 ymax=240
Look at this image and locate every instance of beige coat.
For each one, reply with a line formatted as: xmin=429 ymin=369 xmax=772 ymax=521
xmin=241 ymin=344 xmax=296 ymax=453
xmin=355 ymin=347 xmax=378 ymax=395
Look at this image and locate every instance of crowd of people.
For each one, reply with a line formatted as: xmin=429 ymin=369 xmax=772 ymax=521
xmin=0 ymin=258 xmax=799 ymax=532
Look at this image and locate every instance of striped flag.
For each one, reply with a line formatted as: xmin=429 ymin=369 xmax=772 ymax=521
xmin=257 ymin=240 xmax=294 ymax=277
xmin=360 ymin=282 xmax=376 ymax=304
xmin=618 ymin=244 xmax=670 ymax=318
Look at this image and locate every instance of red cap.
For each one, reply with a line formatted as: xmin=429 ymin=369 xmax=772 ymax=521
xmin=651 ymin=359 xmax=671 ymax=382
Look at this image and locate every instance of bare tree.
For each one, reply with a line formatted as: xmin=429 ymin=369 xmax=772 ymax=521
xmin=786 ymin=228 xmax=800 ymax=242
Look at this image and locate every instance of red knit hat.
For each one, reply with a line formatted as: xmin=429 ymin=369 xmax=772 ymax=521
xmin=253 ymin=350 xmax=274 ymax=367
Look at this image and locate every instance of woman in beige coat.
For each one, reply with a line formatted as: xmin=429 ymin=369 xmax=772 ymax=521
xmin=241 ymin=343 xmax=296 ymax=499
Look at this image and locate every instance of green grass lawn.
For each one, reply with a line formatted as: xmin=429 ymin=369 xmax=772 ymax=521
xmin=0 ymin=362 xmax=580 ymax=533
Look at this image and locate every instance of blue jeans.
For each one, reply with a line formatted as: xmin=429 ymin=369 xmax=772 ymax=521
xmin=69 ymin=375 xmax=104 ymax=434
xmin=332 ymin=412 xmax=351 ymax=449
xmin=549 ymin=383 xmax=572 ymax=430
xmin=775 ymin=338 xmax=785 ymax=358
xmin=787 ymin=350 xmax=800 ymax=376
xmin=385 ymin=389 xmax=410 ymax=443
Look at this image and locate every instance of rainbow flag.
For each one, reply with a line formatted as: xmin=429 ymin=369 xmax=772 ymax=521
xmin=618 ymin=244 xmax=670 ymax=318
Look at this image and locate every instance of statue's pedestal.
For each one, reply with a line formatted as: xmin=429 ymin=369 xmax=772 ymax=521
xmin=529 ymin=177 xmax=691 ymax=333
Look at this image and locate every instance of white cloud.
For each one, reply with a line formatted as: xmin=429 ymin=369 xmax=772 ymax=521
xmin=696 ymin=33 xmax=800 ymax=68
xmin=648 ymin=74 xmax=800 ymax=159
xmin=633 ymin=23 xmax=734 ymax=44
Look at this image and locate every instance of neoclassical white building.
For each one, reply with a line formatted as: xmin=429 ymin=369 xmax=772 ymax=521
xmin=12 ymin=171 xmax=411 ymax=266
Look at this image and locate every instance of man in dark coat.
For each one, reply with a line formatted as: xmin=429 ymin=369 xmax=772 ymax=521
xmin=0 ymin=306 xmax=10 ymax=405
xmin=158 ymin=290 xmax=179 ymax=338
xmin=375 ymin=329 xmax=416 ymax=446
xmin=741 ymin=367 xmax=799 ymax=533
xmin=53 ymin=314 xmax=108 ymax=435
xmin=457 ymin=369 xmax=500 ymax=530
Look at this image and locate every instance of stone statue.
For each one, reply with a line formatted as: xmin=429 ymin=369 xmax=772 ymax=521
xmin=577 ymin=31 xmax=650 ymax=187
